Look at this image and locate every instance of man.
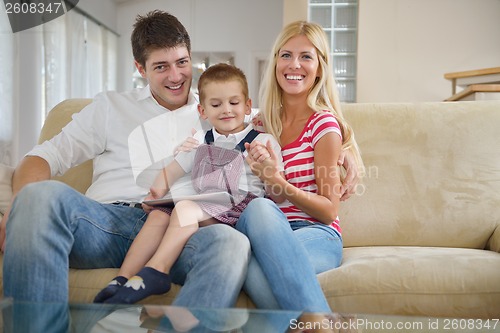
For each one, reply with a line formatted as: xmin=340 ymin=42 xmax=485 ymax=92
xmin=0 ymin=10 xmax=359 ymax=306
xmin=1 ymin=10 xmax=249 ymax=307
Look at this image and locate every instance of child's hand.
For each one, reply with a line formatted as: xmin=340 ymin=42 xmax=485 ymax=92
xmin=141 ymin=188 xmax=165 ymax=213
xmin=245 ymin=140 xmax=271 ymax=163
xmin=174 ymin=128 xmax=199 ymax=156
xmin=245 ymin=141 xmax=280 ymax=182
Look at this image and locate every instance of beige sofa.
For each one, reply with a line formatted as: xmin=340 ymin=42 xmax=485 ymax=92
xmin=1 ymin=99 xmax=499 ymax=319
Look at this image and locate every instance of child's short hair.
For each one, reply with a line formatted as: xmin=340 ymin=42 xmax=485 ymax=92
xmin=198 ymin=63 xmax=249 ymax=103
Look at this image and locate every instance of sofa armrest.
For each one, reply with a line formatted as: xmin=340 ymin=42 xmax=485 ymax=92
xmin=39 ymin=99 xmax=93 ymax=194
xmin=486 ymin=225 xmax=500 ymax=253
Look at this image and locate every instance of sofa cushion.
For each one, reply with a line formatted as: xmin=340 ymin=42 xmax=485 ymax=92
xmin=319 ymin=246 xmax=500 ymax=317
xmin=0 ymin=164 xmax=14 ymax=215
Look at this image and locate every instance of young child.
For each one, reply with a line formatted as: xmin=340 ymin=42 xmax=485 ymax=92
xmin=94 ymin=63 xmax=285 ymax=304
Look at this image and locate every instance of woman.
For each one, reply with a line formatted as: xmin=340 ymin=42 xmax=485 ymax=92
xmin=240 ymin=20 xmax=363 ymax=313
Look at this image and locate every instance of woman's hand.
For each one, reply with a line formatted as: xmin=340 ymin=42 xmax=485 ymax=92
xmin=245 ymin=140 xmax=287 ymax=203
xmin=244 ymin=141 xmax=280 ymax=182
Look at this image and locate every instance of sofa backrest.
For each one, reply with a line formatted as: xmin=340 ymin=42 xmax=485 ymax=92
xmin=39 ymin=99 xmax=93 ymax=194
xmin=41 ymin=99 xmax=500 ymax=250
xmin=340 ymin=101 xmax=500 ymax=249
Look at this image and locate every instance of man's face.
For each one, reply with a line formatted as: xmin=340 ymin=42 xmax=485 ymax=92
xmin=135 ymin=46 xmax=192 ymax=110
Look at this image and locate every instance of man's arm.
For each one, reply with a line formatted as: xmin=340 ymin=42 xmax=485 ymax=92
xmin=338 ymin=149 xmax=360 ymax=201
xmin=0 ymin=156 xmax=51 ymax=251
xmin=11 ymin=156 xmax=51 ymax=195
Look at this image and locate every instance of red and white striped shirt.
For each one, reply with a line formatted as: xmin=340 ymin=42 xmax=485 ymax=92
xmin=277 ymin=111 xmax=343 ymax=233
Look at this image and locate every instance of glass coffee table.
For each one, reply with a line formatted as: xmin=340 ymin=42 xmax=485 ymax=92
xmin=1 ymin=298 xmax=499 ymax=332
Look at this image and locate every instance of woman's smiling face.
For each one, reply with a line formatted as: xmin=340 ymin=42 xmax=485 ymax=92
xmin=275 ymin=34 xmax=320 ymax=97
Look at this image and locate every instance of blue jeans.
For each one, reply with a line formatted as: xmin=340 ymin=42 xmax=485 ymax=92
xmin=3 ymin=180 xmax=250 ymax=308
xmin=236 ymin=198 xmax=342 ymax=313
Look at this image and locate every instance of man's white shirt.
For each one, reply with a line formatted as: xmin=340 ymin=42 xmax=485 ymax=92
xmin=28 ymin=86 xmax=259 ymax=203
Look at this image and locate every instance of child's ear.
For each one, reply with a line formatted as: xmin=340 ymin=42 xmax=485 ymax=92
xmin=245 ymin=98 xmax=253 ymax=115
xmin=198 ymin=104 xmax=208 ymax=119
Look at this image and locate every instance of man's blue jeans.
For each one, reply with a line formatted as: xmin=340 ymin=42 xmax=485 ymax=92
xmin=237 ymin=198 xmax=343 ymax=313
xmin=3 ymin=181 xmax=250 ymax=308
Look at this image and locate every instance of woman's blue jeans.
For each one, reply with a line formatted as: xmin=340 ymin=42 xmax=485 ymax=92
xmin=236 ymin=198 xmax=343 ymax=313
xmin=3 ymin=180 xmax=250 ymax=308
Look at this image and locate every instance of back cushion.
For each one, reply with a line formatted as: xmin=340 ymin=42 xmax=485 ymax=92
xmin=339 ymin=101 xmax=500 ymax=249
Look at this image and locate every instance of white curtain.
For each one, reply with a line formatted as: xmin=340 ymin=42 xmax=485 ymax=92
xmin=67 ymin=11 xmax=87 ymax=99
xmin=85 ymin=21 xmax=118 ymax=94
xmin=43 ymin=13 xmax=67 ymax=114
xmin=1 ymin=9 xmax=118 ymax=166
xmin=86 ymin=19 xmax=104 ymax=97
xmin=0 ymin=7 xmax=15 ymax=166
xmin=43 ymin=11 xmax=118 ymax=113
xmin=103 ymin=29 xmax=118 ymax=92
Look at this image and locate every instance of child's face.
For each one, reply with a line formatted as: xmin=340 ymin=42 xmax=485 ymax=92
xmin=198 ymin=80 xmax=252 ymax=136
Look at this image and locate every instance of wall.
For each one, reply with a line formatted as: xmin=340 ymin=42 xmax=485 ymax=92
xmin=115 ymin=0 xmax=283 ymax=105
xmin=284 ymin=0 xmax=308 ymax=26
xmin=77 ymin=0 xmax=118 ymax=33
xmin=357 ymin=0 xmax=500 ymax=102
xmin=116 ymin=0 xmax=500 ymax=103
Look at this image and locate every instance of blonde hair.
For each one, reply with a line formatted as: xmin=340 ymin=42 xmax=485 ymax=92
xmin=259 ymin=21 xmax=363 ymax=176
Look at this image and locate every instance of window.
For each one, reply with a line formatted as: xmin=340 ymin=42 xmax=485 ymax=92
xmin=309 ymin=0 xmax=358 ymax=102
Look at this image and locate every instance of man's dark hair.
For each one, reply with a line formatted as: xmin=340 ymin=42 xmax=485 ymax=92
xmin=131 ymin=10 xmax=191 ymax=67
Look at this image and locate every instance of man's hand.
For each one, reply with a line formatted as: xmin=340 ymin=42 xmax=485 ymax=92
xmin=251 ymin=112 xmax=265 ymax=131
xmin=0 ymin=208 xmax=9 ymax=252
xmin=338 ymin=149 xmax=360 ymax=201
